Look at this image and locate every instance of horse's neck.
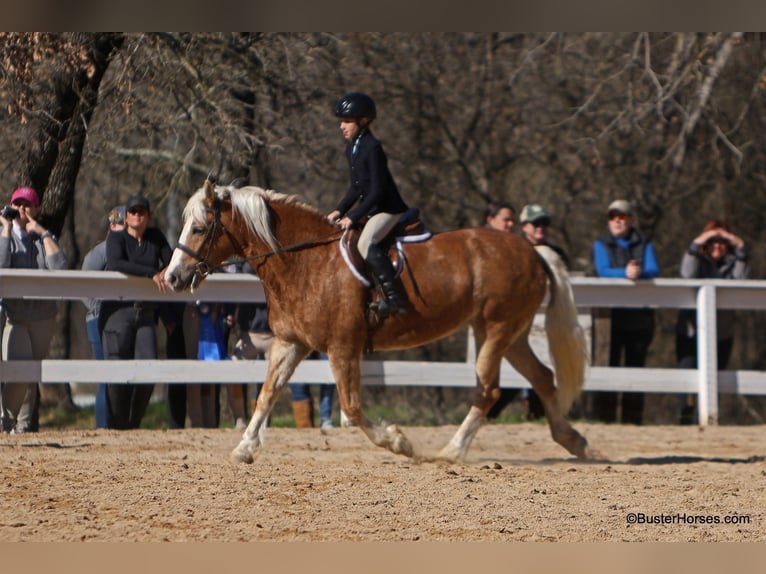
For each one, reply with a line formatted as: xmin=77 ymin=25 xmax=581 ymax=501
xmin=272 ymin=202 xmax=336 ymax=246
xmin=247 ymin=202 xmax=337 ymax=289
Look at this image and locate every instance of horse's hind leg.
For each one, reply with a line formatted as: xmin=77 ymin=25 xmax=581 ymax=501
xmin=505 ymin=339 xmax=588 ymax=459
xmin=436 ymin=331 xmax=505 ymax=462
xmin=230 ymin=338 xmax=311 ymax=464
xmin=328 ymin=351 xmax=414 ymax=458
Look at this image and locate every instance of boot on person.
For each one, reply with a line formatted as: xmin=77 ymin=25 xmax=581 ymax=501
xmin=364 ymin=243 xmax=407 ymax=318
xmin=292 ymin=399 xmax=314 ymax=428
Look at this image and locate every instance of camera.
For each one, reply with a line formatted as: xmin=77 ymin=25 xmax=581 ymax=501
xmin=1 ymin=206 xmax=19 ymax=220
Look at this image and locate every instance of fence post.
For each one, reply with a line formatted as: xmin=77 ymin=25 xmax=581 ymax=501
xmin=696 ymin=284 xmax=718 ymax=426
xmin=465 ymin=326 xmax=476 ymax=363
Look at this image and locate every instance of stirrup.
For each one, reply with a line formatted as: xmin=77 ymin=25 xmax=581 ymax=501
xmin=370 ymin=296 xmax=406 ymax=319
xmin=369 ymin=298 xmax=392 ymax=319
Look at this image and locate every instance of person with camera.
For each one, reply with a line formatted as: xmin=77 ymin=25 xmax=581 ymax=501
xmin=1 ymin=187 xmax=68 ymax=434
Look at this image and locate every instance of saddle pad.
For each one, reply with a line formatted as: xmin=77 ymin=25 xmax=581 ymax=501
xmin=340 ymin=229 xmax=432 ymax=287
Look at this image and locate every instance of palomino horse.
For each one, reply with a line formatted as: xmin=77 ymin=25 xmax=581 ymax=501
xmin=164 ymin=181 xmax=590 ymax=464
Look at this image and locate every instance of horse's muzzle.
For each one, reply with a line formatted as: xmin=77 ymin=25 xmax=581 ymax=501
xmin=165 ymin=270 xmax=193 ymax=293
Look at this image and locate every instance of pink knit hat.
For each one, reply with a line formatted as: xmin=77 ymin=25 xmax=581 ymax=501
xmin=11 ymin=187 xmax=40 ymax=207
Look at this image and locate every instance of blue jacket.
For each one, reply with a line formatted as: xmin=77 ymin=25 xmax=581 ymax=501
xmin=593 ymin=229 xmax=659 ymax=279
xmin=593 ymin=228 xmax=660 ymax=331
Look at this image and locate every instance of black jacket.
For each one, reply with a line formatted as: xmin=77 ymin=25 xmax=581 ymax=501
xmin=335 ymin=130 xmax=408 ymax=223
xmin=101 ymin=227 xmax=174 ymax=327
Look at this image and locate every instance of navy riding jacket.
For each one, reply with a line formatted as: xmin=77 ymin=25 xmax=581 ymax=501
xmin=334 ymin=129 xmax=408 ymax=224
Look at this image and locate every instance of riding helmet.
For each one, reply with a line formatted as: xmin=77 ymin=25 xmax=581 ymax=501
xmin=335 ymin=92 xmax=376 ymax=120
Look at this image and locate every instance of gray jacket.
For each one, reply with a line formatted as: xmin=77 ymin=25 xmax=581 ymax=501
xmin=81 ymin=240 xmax=107 ymax=321
xmin=0 ymin=223 xmax=68 ymax=322
xmin=678 ymin=242 xmax=749 ymax=340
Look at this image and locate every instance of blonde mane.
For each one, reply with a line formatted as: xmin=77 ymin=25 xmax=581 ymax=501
xmin=183 ymin=184 xmax=325 ymax=253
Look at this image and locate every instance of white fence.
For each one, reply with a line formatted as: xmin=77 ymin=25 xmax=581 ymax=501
xmin=2 ymin=269 xmax=766 ymax=425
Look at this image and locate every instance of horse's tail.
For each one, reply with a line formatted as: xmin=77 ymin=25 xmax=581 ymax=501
xmin=534 ymin=245 xmax=588 ymax=416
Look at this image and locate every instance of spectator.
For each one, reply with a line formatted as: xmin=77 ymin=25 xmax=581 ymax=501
xmin=164 ymin=301 xmax=188 ymax=429
xmin=483 ymin=199 xmax=521 ymax=421
xmin=326 ymin=92 xmax=410 ymax=318
xmin=517 ymin=203 xmax=572 ymax=420
xmin=1 ymin=186 xmax=68 ymax=433
xmin=290 ymin=351 xmax=336 ymax=429
xmin=519 ymin=203 xmax=570 ymax=267
xmin=181 ymin=300 xmax=243 ymax=428
xmin=484 ymin=200 xmax=516 ymax=232
xmin=100 ymin=195 xmax=172 ymax=429
xmin=81 ymin=205 xmax=126 ymax=428
xmin=592 ymin=199 xmax=660 ymax=425
xmin=676 ymin=219 xmax=749 ymax=424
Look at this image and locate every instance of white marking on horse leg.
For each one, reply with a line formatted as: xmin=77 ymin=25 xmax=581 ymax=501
xmin=437 ymin=406 xmax=486 ymax=462
xmin=230 ymin=407 xmax=270 ymax=464
xmin=360 ymin=422 xmax=415 ymax=458
xmin=230 ymin=339 xmax=310 ymax=464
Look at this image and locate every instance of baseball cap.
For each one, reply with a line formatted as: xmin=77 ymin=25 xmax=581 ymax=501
xmin=108 ymin=205 xmax=126 ymax=225
xmin=11 ymin=187 xmax=40 ymax=207
xmin=125 ymin=195 xmax=150 ymax=212
xmin=520 ymin=204 xmax=551 ymax=225
xmin=607 ymin=199 xmax=633 ymax=216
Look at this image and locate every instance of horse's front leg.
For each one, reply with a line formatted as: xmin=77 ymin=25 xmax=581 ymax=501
xmin=329 ymin=351 xmax=414 ymax=458
xmin=230 ymin=338 xmax=311 ymax=464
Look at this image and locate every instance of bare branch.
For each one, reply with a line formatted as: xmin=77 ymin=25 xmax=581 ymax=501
xmin=669 ymin=32 xmax=743 ymax=170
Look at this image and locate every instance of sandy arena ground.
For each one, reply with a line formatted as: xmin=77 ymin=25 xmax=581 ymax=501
xmin=1 ymin=422 xmax=764 ymax=542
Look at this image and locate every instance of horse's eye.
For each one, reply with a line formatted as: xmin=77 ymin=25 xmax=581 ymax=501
xmin=191 ymin=226 xmax=206 ymax=236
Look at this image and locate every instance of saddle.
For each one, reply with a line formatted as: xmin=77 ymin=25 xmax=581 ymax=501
xmin=340 ymin=207 xmax=431 ymax=287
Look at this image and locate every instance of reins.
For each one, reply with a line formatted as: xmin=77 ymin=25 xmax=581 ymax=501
xmin=175 ymin=197 xmax=343 ymax=284
xmin=198 ymin=229 xmax=343 ymax=274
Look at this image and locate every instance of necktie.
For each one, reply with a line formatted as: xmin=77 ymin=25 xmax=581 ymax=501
xmin=352 ymin=134 xmax=362 ymax=157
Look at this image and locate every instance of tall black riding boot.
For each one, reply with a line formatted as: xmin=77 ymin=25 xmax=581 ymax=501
xmin=364 ymin=244 xmax=406 ymax=318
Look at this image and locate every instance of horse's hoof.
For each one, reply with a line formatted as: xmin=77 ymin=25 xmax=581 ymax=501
xmin=571 ymin=436 xmax=589 ymax=460
xmin=230 ymin=447 xmax=254 ymax=465
xmin=435 ymin=452 xmax=454 ymax=463
xmin=435 ymin=444 xmax=461 ymax=463
xmin=387 ymin=424 xmax=414 ymax=458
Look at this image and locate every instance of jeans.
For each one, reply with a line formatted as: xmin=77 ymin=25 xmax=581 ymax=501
xmin=290 ymin=383 xmax=335 ymax=424
xmin=86 ymin=318 xmax=110 ymax=429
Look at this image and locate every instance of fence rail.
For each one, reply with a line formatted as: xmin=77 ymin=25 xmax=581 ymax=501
xmin=2 ymin=269 xmax=766 ymax=425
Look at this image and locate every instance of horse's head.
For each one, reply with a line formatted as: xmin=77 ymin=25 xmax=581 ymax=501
xmin=165 ymin=179 xmax=252 ymax=292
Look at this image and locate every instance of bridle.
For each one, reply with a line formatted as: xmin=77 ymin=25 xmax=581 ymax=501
xmin=174 ymin=196 xmax=342 ymax=289
xmin=174 ymin=197 xmax=249 ymax=289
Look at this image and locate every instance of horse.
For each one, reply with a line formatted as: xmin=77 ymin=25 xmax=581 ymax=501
xmin=164 ymin=180 xmax=590 ymax=464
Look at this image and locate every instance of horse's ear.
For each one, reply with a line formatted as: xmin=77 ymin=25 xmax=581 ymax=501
xmin=204 ymin=179 xmax=216 ymax=207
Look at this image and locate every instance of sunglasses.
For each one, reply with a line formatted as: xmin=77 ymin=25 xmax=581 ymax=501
xmin=11 ymin=200 xmax=33 ymax=208
xmin=128 ymin=208 xmax=148 ymax=216
xmin=609 ymin=213 xmax=629 ymax=222
xmin=529 ymin=219 xmax=550 ymax=228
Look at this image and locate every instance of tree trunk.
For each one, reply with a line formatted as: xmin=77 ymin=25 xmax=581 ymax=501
xmin=18 ymin=33 xmax=126 ymax=409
